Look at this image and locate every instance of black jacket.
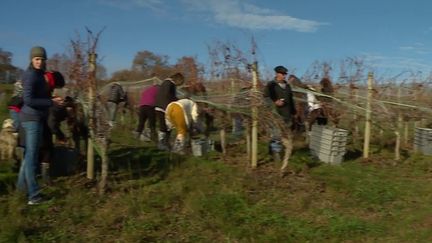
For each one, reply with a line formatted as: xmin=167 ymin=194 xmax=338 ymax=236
xmin=155 ymin=79 xmax=177 ymax=110
xmin=264 ymin=80 xmax=296 ymax=122
xmin=107 ymin=83 xmax=126 ymax=104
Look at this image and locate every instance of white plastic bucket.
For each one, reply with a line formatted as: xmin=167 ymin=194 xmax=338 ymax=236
xmin=191 ymin=139 xmax=207 ymax=156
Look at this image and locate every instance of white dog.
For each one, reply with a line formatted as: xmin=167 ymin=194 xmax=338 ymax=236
xmin=0 ymin=119 xmax=18 ymax=161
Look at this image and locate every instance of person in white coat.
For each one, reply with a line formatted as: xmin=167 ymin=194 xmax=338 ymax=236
xmin=306 ymin=85 xmax=327 ymax=131
xmin=165 ymin=97 xmax=200 ymax=154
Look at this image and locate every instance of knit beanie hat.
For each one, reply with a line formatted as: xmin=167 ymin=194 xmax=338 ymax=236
xmin=30 ymin=46 xmax=47 ymax=60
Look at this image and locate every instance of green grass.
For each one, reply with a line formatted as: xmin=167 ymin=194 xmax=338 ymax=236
xmin=1 ymin=112 xmax=432 ymax=241
xmin=2 ymin=147 xmax=432 ymax=242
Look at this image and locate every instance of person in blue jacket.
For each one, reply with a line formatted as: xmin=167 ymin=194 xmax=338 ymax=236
xmin=17 ymin=46 xmax=63 ymax=205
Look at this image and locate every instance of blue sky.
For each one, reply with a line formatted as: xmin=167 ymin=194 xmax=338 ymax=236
xmin=1 ymin=0 xmax=432 ymax=79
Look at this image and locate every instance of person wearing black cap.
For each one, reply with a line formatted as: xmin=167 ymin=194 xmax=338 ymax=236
xmin=264 ymin=65 xmax=296 ymax=162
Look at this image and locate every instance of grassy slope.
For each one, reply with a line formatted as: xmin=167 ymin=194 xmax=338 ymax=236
xmin=0 ymin=99 xmax=432 ymax=241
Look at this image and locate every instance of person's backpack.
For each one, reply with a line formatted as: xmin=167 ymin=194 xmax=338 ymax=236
xmin=109 ymin=83 xmax=125 ymax=103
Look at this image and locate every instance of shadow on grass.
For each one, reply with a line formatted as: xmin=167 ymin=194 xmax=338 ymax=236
xmin=50 ymin=146 xmax=83 ymax=178
xmin=49 ymin=144 xmax=181 ymax=180
xmin=107 ymin=145 xmax=182 ymax=181
xmin=291 ymin=147 xmax=322 ymax=169
xmin=0 ymin=160 xmax=18 ymax=195
xmin=0 ymin=145 xmax=186 ymax=195
xmin=344 ymin=148 xmax=362 ymax=161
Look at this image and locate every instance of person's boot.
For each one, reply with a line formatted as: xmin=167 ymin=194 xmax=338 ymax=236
xmin=140 ymin=128 xmax=152 ymax=142
xmin=272 ymin=152 xmax=281 ymax=163
xmin=157 ymin=131 xmax=169 ymax=151
xmin=139 ymin=133 xmax=151 ymax=142
xmin=172 ymin=136 xmax=186 ymax=155
xmin=270 ymin=139 xmax=283 ymax=163
xmin=132 ymin=131 xmax=140 ymax=139
xmin=150 ymin=130 xmax=157 ymax=143
xmin=41 ymin=162 xmax=51 ymax=184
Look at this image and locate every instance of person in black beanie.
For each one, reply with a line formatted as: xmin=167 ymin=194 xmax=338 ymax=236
xmin=17 ymin=46 xmax=63 ymax=205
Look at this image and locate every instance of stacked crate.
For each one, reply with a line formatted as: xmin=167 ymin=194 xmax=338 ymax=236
xmin=309 ymin=125 xmax=349 ymax=165
xmin=414 ymin=127 xmax=432 ymax=155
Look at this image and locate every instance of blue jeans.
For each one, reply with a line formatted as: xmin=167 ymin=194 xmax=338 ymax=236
xmin=17 ymin=121 xmax=43 ymax=200
xmin=9 ymin=110 xmax=20 ymax=131
xmin=270 ymin=139 xmax=283 ymax=153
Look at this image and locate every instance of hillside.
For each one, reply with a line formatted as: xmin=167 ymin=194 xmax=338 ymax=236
xmin=1 ymin=129 xmax=432 ymax=242
xmin=1 ymin=82 xmax=432 ymax=242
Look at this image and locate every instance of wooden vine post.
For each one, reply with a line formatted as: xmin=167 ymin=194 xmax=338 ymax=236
xmin=413 ymin=84 xmax=421 ymax=132
xmin=251 ymin=61 xmax=258 ymax=168
xmin=353 ymin=87 xmax=359 ymax=145
xmin=363 ymin=72 xmax=373 ymax=159
xmin=246 ymin=124 xmax=251 ymax=161
xmin=403 ymin=120 xmax=409 ymax=146
xmin=86 ymin=52 xmax=97 ymax=179
xmin=395 ymin=86 xmax=402 ymax=161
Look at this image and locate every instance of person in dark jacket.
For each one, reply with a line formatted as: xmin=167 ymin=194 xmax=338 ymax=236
xmin=154 ymin=72 xmax=184 ymax=150
xmin=45 ymin=71 xmax=65 ymax=96
xmin=264 ymin=66 xmax=296 ymax=123
xmin=40 ymin=70 xmax=66 ymax=183
xmin=106 ymin=82 xmax=126 ymax=127
xmin=17 ymin=70 xmax=66 ymax=184
xmin=47 ymin=96 xmax=74 ymax=143
xmin=17 ymin=46 xmax=63 ymax=205
xmin=263 ymin=65 xmax=296 ymax=162
xmin=318 ymin=77 xmax=339 ymax=126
